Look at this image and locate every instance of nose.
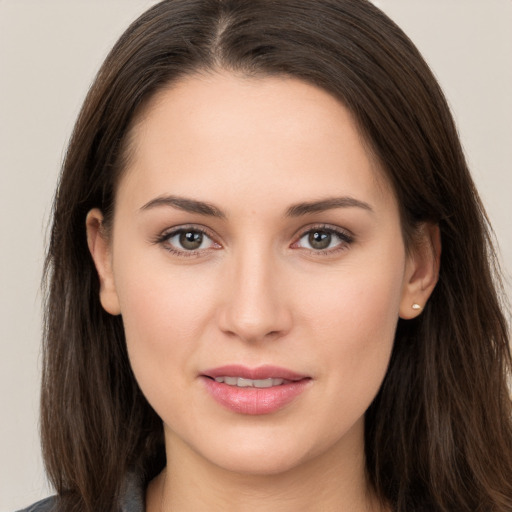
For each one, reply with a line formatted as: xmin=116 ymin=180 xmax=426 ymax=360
xmin=217 ymin=247 xmax=293 ymax=343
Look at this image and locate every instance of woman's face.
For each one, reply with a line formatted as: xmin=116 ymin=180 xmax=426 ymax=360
xmin=88 ymin=72 xmax=433 ymax=476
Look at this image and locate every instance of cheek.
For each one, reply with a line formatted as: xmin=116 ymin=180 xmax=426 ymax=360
xmin=113 ymin=257 xmax=217 ymax=393
xmin=305 ymin=253 xmax=404 ymax=329
xmin=301 ymin=256 xmax=405 ymax=406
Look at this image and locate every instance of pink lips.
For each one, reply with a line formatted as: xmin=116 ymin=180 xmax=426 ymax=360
xmin=201 ymin=365 xmax=311 ymax=415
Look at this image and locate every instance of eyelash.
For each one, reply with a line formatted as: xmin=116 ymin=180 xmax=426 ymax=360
xmin=153 ymin=224 xmax=354 ymax=258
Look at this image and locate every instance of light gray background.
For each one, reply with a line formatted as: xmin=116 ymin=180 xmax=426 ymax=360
xmin=1 ymin=1 xmax=510 ymax=510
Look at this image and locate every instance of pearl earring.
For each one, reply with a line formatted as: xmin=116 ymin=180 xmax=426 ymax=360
xmin=412 ymin=303 xmax=422 ymax=311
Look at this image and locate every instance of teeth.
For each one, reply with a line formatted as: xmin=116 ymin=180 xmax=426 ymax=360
xmin=214 ymin=376 xmax=285 ymax=388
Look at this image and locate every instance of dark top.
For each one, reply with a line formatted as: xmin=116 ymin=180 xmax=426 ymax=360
xmin=15 ymin=472 xmax=145 ymax=512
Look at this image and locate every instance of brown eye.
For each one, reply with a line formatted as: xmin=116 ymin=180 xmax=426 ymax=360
xmin=163 ymin=228 xmax=218 ymax=253
xmin=294 ymin=226 xmax=353 ymax=253
xmin=179 ymin=230 xmax=204 ymax=250
xmin=308 ymin=231 xmax=332 ymax=250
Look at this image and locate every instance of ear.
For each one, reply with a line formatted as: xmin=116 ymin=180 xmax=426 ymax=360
xmin=399 ymin=223 xmax=441 ymax=319
xmin=86 ymin=209 xmax=121 ymax=315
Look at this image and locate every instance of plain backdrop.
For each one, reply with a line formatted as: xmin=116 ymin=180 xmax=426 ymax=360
xmin=1 ymin=1 xmax=510 ymax=510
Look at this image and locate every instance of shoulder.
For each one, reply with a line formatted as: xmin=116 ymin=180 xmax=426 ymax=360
xmin=14 ymin=471 xmax=144 ymax=512
xmin=15 ymin=496 xmax=57 ymax=512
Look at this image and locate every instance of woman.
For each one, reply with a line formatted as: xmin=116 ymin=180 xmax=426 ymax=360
xmin=22 ymin=0 xmax=512 ymax=511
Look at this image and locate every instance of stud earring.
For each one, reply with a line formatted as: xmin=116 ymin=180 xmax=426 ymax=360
xmin=411 ymin=303 xmax=422 ymax=311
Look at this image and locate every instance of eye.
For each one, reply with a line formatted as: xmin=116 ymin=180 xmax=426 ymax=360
xmin=293 ymin=226 xmax=353 ymax=253
xmin=156 ymin=227 xmax=220 ymax=255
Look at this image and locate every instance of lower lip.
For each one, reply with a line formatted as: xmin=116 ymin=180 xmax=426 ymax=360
xmin=202 ymin=377 xmax=311 ymax=415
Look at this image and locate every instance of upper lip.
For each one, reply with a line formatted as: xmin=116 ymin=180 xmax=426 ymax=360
xmin=201 ymin=364 xmax=309 ymax=381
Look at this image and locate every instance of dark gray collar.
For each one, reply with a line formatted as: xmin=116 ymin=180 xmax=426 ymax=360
xmin=16 ymin=472 xmax=146 ymax=512
xmin=119 ymin=471 xmax=146 ymax=512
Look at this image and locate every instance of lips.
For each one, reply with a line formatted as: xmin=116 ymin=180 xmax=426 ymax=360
xmin=201 ymin=365 xmax=311 ymax=415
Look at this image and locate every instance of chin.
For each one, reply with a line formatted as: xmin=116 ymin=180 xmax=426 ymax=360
xmin=211 ymin=445 xmax=311 ymax=477
xmin=192 ymin=424 xmax=353 ymax=478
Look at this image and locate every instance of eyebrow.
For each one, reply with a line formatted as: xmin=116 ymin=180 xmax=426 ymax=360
xmin=140 ymin=194 xmax=373 ymax=219
xmin=286 ymin=197 xmax=374 ymax=217
xmin=140 ymin=195 xmax=226 ymax=218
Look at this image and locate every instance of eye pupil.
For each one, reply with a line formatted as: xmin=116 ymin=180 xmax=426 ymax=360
xmin=179 ymin=231 xmax=203 ymax=250
xmin=309 ymin=231 xmax=331 ymax=250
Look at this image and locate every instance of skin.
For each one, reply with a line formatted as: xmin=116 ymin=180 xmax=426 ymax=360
xmin=87 ymin=72 xmax=439 ymax=512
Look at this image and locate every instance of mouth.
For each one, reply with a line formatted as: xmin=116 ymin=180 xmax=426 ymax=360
xmin=200 ymin=365 xmax=311 ymax=415
xmin=207 ymin=376 xmax=291 ymax=388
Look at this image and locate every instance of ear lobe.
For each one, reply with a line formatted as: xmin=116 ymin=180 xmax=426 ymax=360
xmin=86 ymin=209 xmax=121 ymax=316
xmin=399 ymin=223 xmax=441 ymax=319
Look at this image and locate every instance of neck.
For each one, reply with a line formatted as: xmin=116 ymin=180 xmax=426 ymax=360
xmin=146 ymin=422 xmax=385 ymax=512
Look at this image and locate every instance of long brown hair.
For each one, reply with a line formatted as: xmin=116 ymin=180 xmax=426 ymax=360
xmin=42 ymin=1 xmax=512 ymax=511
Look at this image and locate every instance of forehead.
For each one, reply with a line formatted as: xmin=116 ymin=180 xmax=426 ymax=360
xmin=118 ymin=71 xmax=394 ymax=214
